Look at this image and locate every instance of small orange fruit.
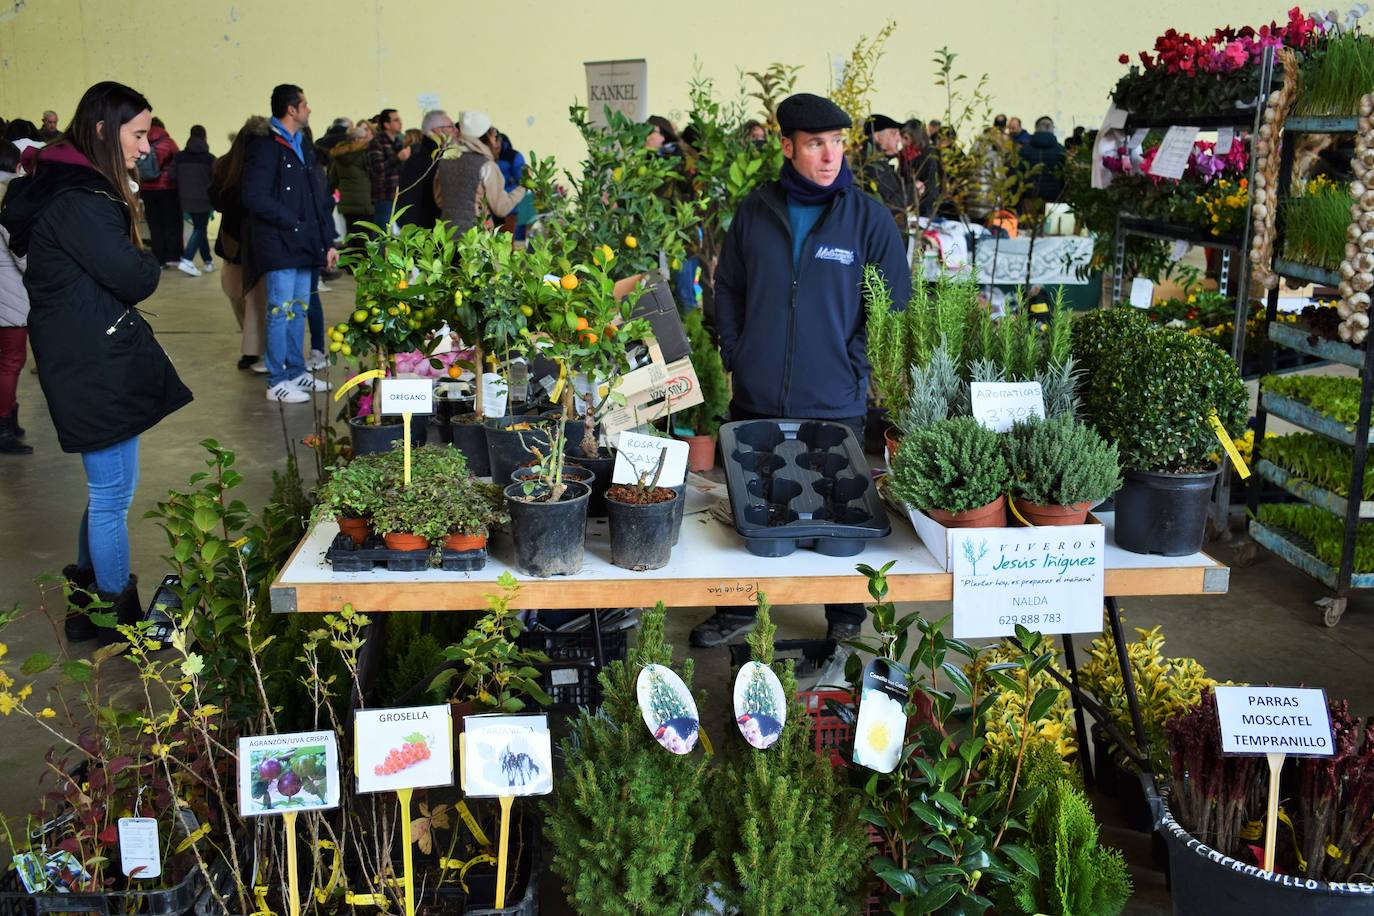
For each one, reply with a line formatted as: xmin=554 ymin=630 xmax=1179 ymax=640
xmin=560 ymin=273 xmax=579 ymax=290
xmin=447 ymin=365 xmax=463 ymax=379
xmin=575 ymin=316 xmax=590 ymax=331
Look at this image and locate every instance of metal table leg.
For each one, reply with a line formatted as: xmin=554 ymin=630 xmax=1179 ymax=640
xmin=1061 ymin=633 xmax=1095 ymax=787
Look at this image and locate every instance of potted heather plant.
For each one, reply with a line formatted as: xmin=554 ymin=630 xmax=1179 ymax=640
xmin=889 ymin=416 xmax=1011 ymax=527
xmin=1005 ymin=414 xmax=1122 ymax=526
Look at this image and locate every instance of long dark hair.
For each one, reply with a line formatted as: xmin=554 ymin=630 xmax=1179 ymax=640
xmin=60 ymin=81 xmax=151 ymax=244
xmin=211 ymin=116 xmax=271 ymax=200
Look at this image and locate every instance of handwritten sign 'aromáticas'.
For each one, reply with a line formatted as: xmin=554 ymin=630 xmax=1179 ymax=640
xmin=949 ymin=525 xmax=1104 ymax=639
xmin=1213 ymin=686 xmax=1334 ymax=757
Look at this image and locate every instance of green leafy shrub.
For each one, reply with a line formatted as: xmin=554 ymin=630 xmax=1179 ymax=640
xmin=1007 ymin=414 xmax=1121 ymax=507
xmin=897 ymin=343 xmax=966 ymax=433
xmin=1281 ymin=180 xmax=1356 ymax=272
xmin=1074 ymin=313 xmax=1246 ymax=472
xmin=710 ymin=596 xmax=868 ymax=916
xmin=312 ymin=453 xmax=388 ymax=522
xmin=547 ymin=603 xmax=712 ymax=914
xmin=682 ymin=309 xmax=729 ymax=437
xmin=1262 ymin=432 xmax=1374 ymax=499
xmin=864 ymin=264 xmax=908 ymax=410
xmin=429 ymin=573 xmax=551 ymax=711
xmin=1261 ymin=373 xmax=1364 ymax=426
xmin=890 ymin=416 xmax=1010 ymax=513
xmin=1257 ymin=503 xmax=1374 ymax=572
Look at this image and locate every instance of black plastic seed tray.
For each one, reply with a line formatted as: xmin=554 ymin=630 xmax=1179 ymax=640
xmin=324 ymin=533 xmax=487 ymax=572
xmin=718 ymin=419 xmax=890 ymax=557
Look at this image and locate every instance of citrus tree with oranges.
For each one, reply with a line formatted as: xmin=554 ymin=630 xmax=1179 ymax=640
xmin=450 ymin=227 xmax=540 ymax=416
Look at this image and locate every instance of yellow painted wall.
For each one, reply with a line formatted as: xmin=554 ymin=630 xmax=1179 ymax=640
xmin=1 ymin=0 xmax=1297 ymax=168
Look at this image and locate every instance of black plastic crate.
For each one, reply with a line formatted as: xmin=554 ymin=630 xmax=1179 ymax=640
xmin=324 ymin=533 xmax=487 ymax=573
xmin=516 ymin=615 xmax=629 ymax=712
xmin=0 ymin=865 xmax=206 ymax=916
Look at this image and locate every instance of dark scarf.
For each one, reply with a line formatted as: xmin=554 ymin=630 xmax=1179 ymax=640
xmin=778 ymin=157 xmax=853 ymax=205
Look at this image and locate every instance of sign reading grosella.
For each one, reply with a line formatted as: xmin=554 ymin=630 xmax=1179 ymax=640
xmin=949 ymin=525 xmax=1104 ymax=639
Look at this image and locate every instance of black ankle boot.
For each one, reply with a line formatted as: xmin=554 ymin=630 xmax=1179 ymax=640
xmin=62 ymin=565 xmax=98 ymax=642
xmin=95 ymin=575 xmax=141 ymax=646
xmin=0 ymin=422 xmax=31 ymax=455
xmin=6 ymin=405 xmax=23 ymax=438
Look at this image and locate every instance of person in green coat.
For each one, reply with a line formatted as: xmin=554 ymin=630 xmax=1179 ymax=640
xmin=328 ymin=122 xmax=374 ymax=242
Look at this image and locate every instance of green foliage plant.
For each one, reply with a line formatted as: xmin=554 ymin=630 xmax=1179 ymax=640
xmin=1006 ymin=414 xmax=1122 ymax=508
xmin=429 ymin=573 xmax=552 ymax=712
xmin=1261 ymin=372 xmax=1364 ymax=426
xmin=1262 ymin=432 xmax=1374 ymax=499
xmin=681 ymin=308 xmax=729 ymax=437
xmin=311 ymin=451 xmax=388 ymax=523
xmin=710 ymin=594 xmax=868 ymax=916
xmin=889 ymin=416 xmax=1010 ymax=513
xmin=1258 ymin=503 xmax=1374 ymax=572
xmin=1281 ymin=180 xmax=1356 ymax=271
xmin=843 ymin=561 xmax=1059 ymax=913
xmin=967 ymin=643 xmax=1078 ymax=763
xmin=897 ymin=343 xmax=966 ymax=434
xmin=864 ymin=264 xmax=908 ymax=410
xmin=1296 ymin=27 xmax=1374 ymax=116
xmin=547 ymin=603 xmax=713 ymax=915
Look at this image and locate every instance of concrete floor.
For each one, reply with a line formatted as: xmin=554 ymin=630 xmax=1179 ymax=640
xmin=4 ymin=270 xmax=1374 ymax=913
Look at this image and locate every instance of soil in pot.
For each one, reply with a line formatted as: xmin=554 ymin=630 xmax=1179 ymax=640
xmin=605 ymin=485 xmax=679 ymax=571
xmin=450 ymin=413 xmax=491 ymax=478
xmin=928 ymin=495 xmax=1007 ymax=528
xmin=350 ymin=415 xmax=428 ymax=456
xmin=683 ymin=434 xmax=716 ymax=472
xmin=485 ymin=417 xmax=552 ymax=486
xmin=382 ymin=532 xmax=430 ymax=551
xmin=337 ymin=515 xmax=371 ymax=546
xmin=1013 ymin=498 xmax=1093 ymax=526
xmin=566 ymin=447 xmax=615 ymax=519
xmin=443 ymin=532 xmax=487 ymax=552
xmin=504 ymin=480 xmax=590 ymax=577
xmin=1114 ymin=466 xmax=1219 ymax=556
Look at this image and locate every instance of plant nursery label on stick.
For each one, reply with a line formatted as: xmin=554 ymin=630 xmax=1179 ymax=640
xmin=970 ymin=382 xmax=1045 ymax=432
xmin=461 ymin=714 xmax=554 ymax=797
xmin=950 ymin=525 xmax=1104 ymax=639
xmin=1128 ymin=277 xmax=1155 ymax=308
xmin=117 ymin=817 xmax=160 ymax=879
xmin=1213 ymin=686 xmax=1333 ymax=756
xmin=354 ymin=704 xmax=454 ymax=794
xmin=237 ymin=730 xmax=340 ymax=816
xmin=733 ymin=661 xmax=786 ymax=750
xmin=854 ymin=658 xmax=909 ymax=773
xmin=637 ymin=663 xmax=700 ymax=754
xmin=613 ymin=431 xmax=688 ymax=487
xmin=1148 ymin=126 xmax=1200 ymax=180
xmin=379 ymin=378 xmax=433 ymax=415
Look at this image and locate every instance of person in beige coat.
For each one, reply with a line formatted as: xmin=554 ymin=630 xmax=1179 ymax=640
xmin=434 ymin=110 xmax=525 ymax=232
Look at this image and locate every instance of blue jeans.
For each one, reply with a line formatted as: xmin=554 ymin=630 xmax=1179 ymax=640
xmin=672 ymin=256 xmax=699 ymax=310
xmin=77 ymin=436 xmax=140 ymax=594
xmin=184 ymin=211 xmax=212 ymax=264
xmin=308 ymin=269 xmax=325 ymax=354
xmin=265 ymin=268 xmax=312 ymax=387
xmin=373 ymin=200 xmax=394 ymax=232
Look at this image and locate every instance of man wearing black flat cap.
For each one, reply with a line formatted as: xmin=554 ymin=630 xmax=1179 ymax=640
xmin=862 ymin=113 xmax=907 ymax=228
xmin=691 ymin=92 xmax=910 ymax=650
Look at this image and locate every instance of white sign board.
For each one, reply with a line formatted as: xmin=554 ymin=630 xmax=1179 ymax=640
xmin=117 ymin=818 xmax=160 ymax=879
xmin=613 ymin=431 xmax=688 ymax=487
xmin=379 ymin=378 xmax=433 ymax=416
xmin=1213 ymin=686 xmax=1334 ymax=756
xmin=1148 ymin=126 xmax=1200 ymax=180
xmin=1129 ymin=277 xmax=1155 ymax=308
xmin=584 ymin=59 xmax=648 ymax=128
xmin=354 ymin=704 xmax=454 ymax=794
xmin=950 ymin=525 xmax=1105 ymax=639
xmin=1215 ymin=127 xmax=1234 ymax=155
xmin=462 ymin=714 xmax=554 ymax=797
xmin=970 ymin=382 xmax=1045 ymax=432
xmin=238 ymin=730 xmax=340 ymax=816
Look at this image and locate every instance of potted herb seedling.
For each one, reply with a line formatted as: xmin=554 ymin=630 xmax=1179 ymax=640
xmin=504 ymin=421 xmax=591 ymax=577
xmin=605 ymin=446 xmax=681 ymax=571
xmin=436 ymin=479 xmax=507 ymax=552
xmin=368 ymin=445 xmax=471 ymax=551
xmin=678 ymin=309 xmax=728 ymax=472
xmin=1072 ymin=311 xmax=1247 ymax=555
xmin=889 ymin=416 xmax=1011 ymax=527
xmin=312 ymin=452 xmax=389 ymax=544
xmin=1006 ymin=413 xmax=1123 ymax=526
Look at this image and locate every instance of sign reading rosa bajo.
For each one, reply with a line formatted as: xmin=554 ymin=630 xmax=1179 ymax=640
xmin=1213 ymin=686 xmax=1334 ymax=756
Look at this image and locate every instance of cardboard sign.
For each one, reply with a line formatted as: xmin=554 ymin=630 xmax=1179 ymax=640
xmin=379 ymin=378 xmax=433 ymax=416
xmin=237 ymin=730 xmax=340 ymax=816
xmin=117 ymin=817 xmax=160 ymax=879
xmin=584 ymin=58 xmax=648 ymax=127
xmin=1128 ymin=277 xmax=1155 ymax=308
xmin=599 ymin=342 xmax=704 ymax=436
xmin=1148 ymin=126 xmax=1200 ymax=180
xmin=1213 ymin=686 xmax=1334 ymax=756
xmin=355 ymin=705 xmax=454 ymax=794
xmin=462 ymin=715 xmax=554 ymax=797
xmin=970 ymin=382 xmax=1045 ymax=433
xmin=612 ymin=431 xmax=688 ymax=487
xmin=853 ymin=658 xmax=909 ymax=773
xmin=950 ymin=525 xmax=1105 ymax=639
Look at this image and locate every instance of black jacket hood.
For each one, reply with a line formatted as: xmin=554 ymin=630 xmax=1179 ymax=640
xmin=0 ymin=158 xmax=119 ymax=258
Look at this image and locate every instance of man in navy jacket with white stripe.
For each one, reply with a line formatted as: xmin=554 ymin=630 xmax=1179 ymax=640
xmin=692 ymin=92 xmax=910 ymax=649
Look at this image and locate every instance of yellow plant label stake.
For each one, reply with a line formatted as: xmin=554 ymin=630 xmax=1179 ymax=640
xmin=1208 ymin=410 xmax=1250 ymax=479
xmin=333 ymin=369 xmax=386 ymax=402
xmin=397 ymin=787 xmax=416 ymax=916
xmin=495 ymin=795 xmax=514 ymax=909
xmin=283 ymin=810 xmax=300 ymax=916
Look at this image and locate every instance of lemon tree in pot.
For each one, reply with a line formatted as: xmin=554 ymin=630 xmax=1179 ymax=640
xmin=1006 ymin=413 xmax=1122 ymax=526
xmin=1072 ymin=309 xmax=1246 ymax=555
xmin=889 ymin=415 xmax=1011 ymax=527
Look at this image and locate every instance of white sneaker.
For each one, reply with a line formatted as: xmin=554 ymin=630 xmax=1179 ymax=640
xmin=306 ymin=349 xmax=329 ymax=371
xmin=250 ymin=360 xmax=268 ymax=374
xmin=291 ymin=372 xmax=331 ymax=392
xmin=316 ymin=282 xmax=332 ymax=293
xmin=201 ymin=260 xmax=215 ymax=273
xmin=177 ymin=259 xmax=201 ymax=277
xmin=266 ymin=382 xmax=310 ymax=403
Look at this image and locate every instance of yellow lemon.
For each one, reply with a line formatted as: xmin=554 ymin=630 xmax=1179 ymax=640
xmin=352 ymin=309 xmax=368 ymax=323
xmin=453 ymin=290 xmax=463 ymax=307
xmin=369 ymin=323 xmax=384 ymax=333
xmin=624 ymin=235 xmax=638 ymax=249
xmin=329 ymin=341 xmax=342 ymax=353
xmin=341 ymin=344 xmax=352 ymax=356
xmin=611 ymin=167 xmax=623 ymax=181
xmin=387 ymin=306 xmax=399 ymax=316
xmin=519 ymin=305 xmax=534 ymax=317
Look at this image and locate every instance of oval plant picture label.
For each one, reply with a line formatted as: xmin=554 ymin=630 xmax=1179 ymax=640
xmin=733 ymin=661 xmax=786 ymax=750
xmin=853 ymin=658 xmax=910 ymax=774
xmin=636 ymin=663 xmax=699 ymax=755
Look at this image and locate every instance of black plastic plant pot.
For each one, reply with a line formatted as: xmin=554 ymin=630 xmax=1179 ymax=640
xmin=504 ymin=480 xmax=590 ymax=577
xmin=450 ymin=413 xmax=491 ymax=477
xmin=668 ymin=482 xmax=686 ymax=545
xmin=1159 ymin=797 xmax=1374 ymax=915
xmin=1113 ymin=465 xmax=1219 ymax=556
xmin=349 ymin=415 xmax=427 ymax=456
xmin=606 ymin=489 xmax=680 ymax=571
xmin=485 ymin=417 xmax=552 ymax=486
xmin=566 ymin=447 xmax=615 ymax=519
xmin=541 ymin=410 xmax=587 ymax=453
xmin=432 ymin=390 xmax=474 ymax=445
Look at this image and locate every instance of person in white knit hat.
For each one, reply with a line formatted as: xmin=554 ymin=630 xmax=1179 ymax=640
xmin=434 ymin=110 xmax=526 ymax=231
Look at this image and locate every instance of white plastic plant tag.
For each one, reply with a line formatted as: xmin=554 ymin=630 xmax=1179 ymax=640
xmin=733 ymin=661 xmax=786 ymax=750
xmin=354 ymin=705 xmax=454 ymax=794
xmin=462 ymin=714 xmax=554 ymax=796
xmin=853 ymin=658 xmax=909 ymax=773
xmin=1170 ymin=240 xmax=1191 ymax=262
xmin=1148 ymin=126 xmax=1200 ymax=180
xmin=1215 ymin=127 xmax=1234 ymax=155
xmin=637 ymin=664 xmax=700 ymax=754
xmin=237 ymin=730 xmax=340 ymax=817
xmin=118 ymin=817 xmax=161 ymax=879
xmin=970 ymin=382 xmax=1045 ymax=433
xmin=481 ymin=372 xmax=508 ymax=418
xmin=379 ymin=378 xmax=433 ymax=416
xmin=1128 ymin=277 xmax=1154 ymax=308
xmin=613 ymin=431 xmax=688 ymax=487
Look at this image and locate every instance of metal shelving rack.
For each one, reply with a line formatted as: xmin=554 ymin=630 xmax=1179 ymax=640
xmin=1246 ymin=113 xmax=1367 ymax=627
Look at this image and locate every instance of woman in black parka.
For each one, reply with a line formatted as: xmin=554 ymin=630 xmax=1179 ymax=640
xmin=0 ymin=82 xmax=192 ymax=643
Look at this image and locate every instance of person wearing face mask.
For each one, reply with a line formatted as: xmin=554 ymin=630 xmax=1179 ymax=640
xmin=0 ymin=81 xmax=192 ymax=644
xmin=692 ymin=92 xmax=909 ymax=651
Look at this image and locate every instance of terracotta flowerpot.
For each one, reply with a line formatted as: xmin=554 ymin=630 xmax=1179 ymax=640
xmin=382 ymin=532 xmax=430 ymax=551
xmin=683 ymin=434 xmax=716 ymax=472
xmin=1012 ymin=498 xmax=1093 ymax=527
xmin=443 ymin=532 xmax=487 ymax=552
xmin=337 ymin=515 xmax=371 ymax=546
xmin=884 ymin=427 xmax=902 ymax=463
xmin=928 ymin=495 xmax=1007 ymax=529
